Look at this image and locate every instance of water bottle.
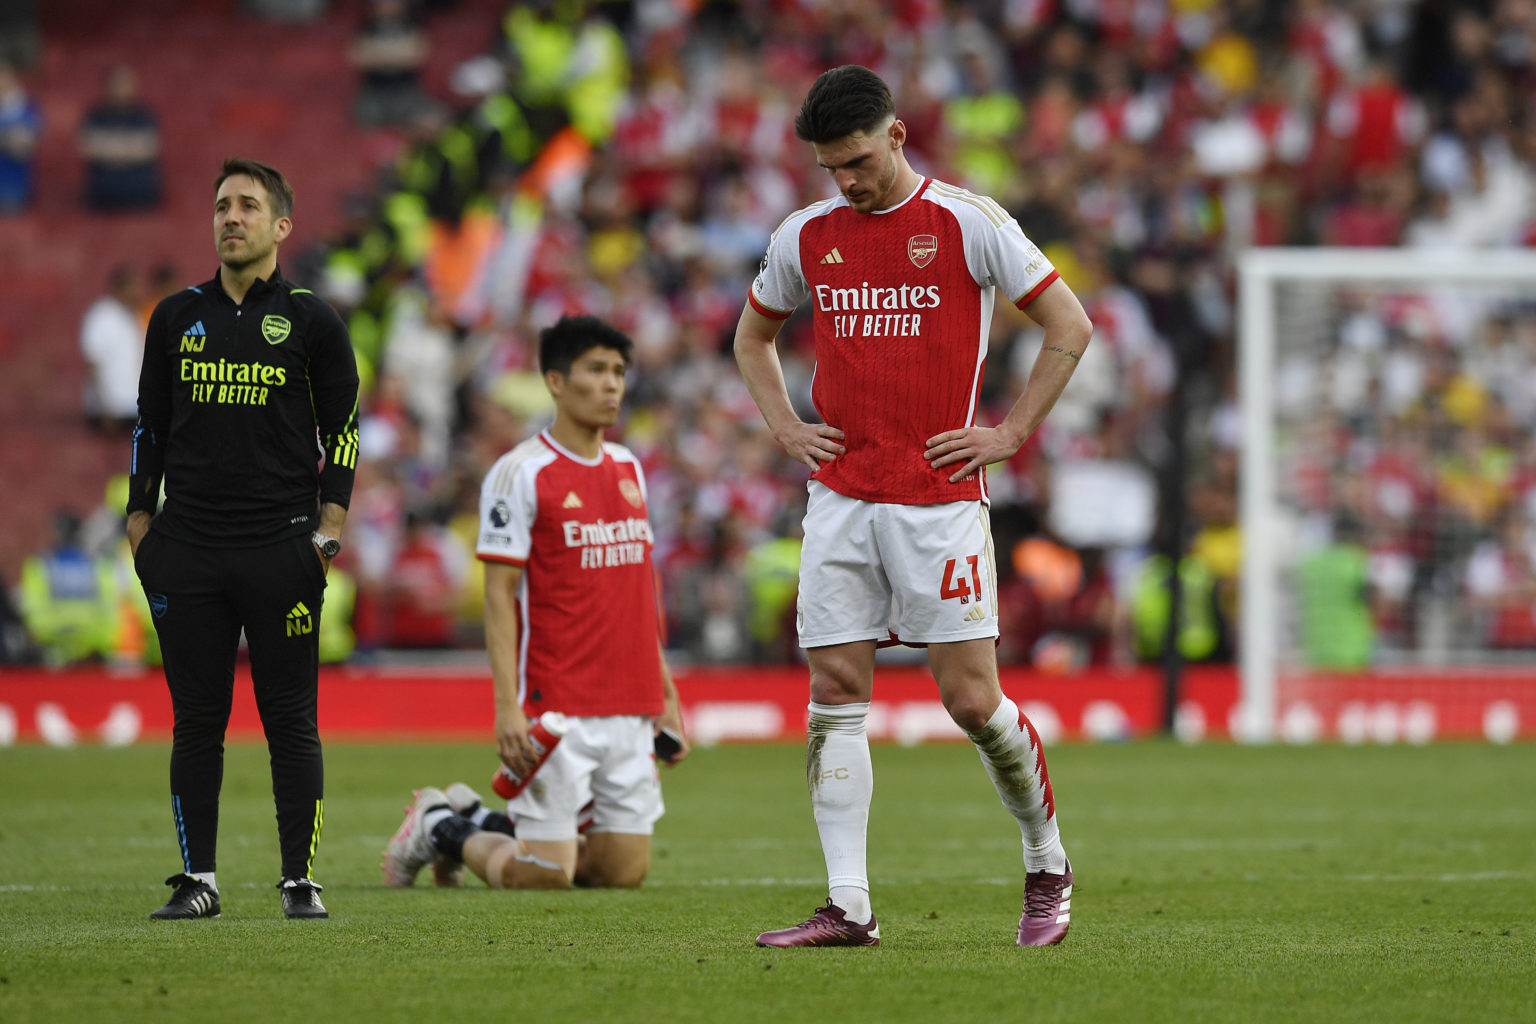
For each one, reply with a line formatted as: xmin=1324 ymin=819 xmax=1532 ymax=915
xmin=491 ymin=711 xmax=569 ymax=799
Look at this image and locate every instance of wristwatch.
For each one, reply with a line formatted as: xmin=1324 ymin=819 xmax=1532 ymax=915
xmin=312 ymin=532 xmax=342 ymax=559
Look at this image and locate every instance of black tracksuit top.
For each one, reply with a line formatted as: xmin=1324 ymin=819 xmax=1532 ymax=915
xmin=127 ymin=265 xmax=360 ymax=546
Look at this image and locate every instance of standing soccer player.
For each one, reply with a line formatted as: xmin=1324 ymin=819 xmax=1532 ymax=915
xmin=384 ymin=315 xmax=688 ymax=890
xmin=130 ymin=158 xmax=359 ymax=920
xmin=737 ymin=66 xmax=1093 ymax=947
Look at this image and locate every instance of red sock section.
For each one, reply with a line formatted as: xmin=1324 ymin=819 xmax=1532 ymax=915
xmin=1019 ymin=709 xmax=1056 ymax=821
xmin=967 ymin=696 xmax=1067 ymax=873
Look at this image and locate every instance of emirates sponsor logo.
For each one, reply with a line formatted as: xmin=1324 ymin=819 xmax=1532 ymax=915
xmin=562 ymin=517 xmax=653 ymax=547
xmin=813 ymin=282 xmax=941 ymax=312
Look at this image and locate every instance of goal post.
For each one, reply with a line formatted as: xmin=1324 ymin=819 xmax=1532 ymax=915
xmin=1237 ymin=247 xmax=1536 ymax=742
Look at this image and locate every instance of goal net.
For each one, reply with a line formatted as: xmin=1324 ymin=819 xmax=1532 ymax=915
xmin=1238 ymin=248 xmax=1536 ymax=742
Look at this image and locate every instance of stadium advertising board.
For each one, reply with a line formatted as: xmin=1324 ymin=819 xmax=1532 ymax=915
xmin=1 ymin=665 xmax=1530 ymax=745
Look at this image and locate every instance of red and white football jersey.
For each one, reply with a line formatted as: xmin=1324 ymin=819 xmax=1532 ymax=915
xmin=476 ymin=431 xmax=665 ymax=718
xmin=749 ymin=177 xmax=1059 ymax=505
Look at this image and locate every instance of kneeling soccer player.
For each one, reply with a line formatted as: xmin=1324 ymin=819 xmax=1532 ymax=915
xmin=383 ymin=315 xmax=688 ymax=889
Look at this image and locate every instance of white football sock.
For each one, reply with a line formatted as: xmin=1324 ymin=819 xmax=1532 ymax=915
xmin=808 ymin=701 xmax=874 ymax=925
xmin=967 ymin=696 xmax=1068 ymax=874
xmin=190 ymin=871 xmax=217 ymax=892
xmin=830 ymin=884 xmax=872 ymax=923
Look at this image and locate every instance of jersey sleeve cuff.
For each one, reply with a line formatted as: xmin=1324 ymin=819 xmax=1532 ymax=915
xmin=476 ymin=552 xmax=528 ymax=566
xmin=748 ymin=290 xmax=793 ymax=320
xmin=1015 ymin=270 xmax=1061 ymax=309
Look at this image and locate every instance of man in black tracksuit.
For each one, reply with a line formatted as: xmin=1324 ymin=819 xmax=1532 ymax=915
xmin=128 ymin=157 xmax=359 ymax=920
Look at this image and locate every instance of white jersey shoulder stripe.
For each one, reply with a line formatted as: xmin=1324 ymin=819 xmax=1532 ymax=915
xmin=766 ymin=194 xmax=845 ymax=242
xmin=926 ymin=179 xmax=1009 ymax=221
xmin=753 ymin=195 xmax=845 ymax=318
xmin=601 ymin=440 xmax=641 ymax=464
xmin=925 ymin=181 xmax=1009 ymax=227
xmin=488 ymin=436 xmax=557 ymax=497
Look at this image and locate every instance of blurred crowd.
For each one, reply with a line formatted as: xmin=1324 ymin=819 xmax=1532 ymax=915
xmin=8 ymin=0 xmax=1536 ymax=672
xmin=1279 ymin=287 xmax=1536 ymax=669
xmin=0 ymin=54 xmax=163 ymax=214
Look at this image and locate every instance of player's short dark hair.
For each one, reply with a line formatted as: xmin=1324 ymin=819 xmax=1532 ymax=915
xmin=539 ymin=314 xmax=633 ymax=377
xmin=214 ymin=157 xmax=294 ymax=219
xmin=794 ymin=65 xmax=896 ymax=144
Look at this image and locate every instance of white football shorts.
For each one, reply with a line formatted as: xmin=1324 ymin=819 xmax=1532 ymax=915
xmin=797 ymin=481 xmax=999 ymax=648
xmin=506 ymin=715 xmax=664 ymax=840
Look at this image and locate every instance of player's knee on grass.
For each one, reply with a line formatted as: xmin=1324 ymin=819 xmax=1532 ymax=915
xmin=482 ymin=837 xmax=572 ymax=889
xmin=576 ymin=832 xmax=650 ymax=889
xmin=506 ymin=853 xmax=571 ymax=890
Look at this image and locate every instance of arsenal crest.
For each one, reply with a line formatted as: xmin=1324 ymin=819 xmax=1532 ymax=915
xmin=908 ymin=234 xmax=937 ymax=268
xmin=262 ymin=314 xmax=292 ymax=345
xmin=619 ymin=478 xmax=643 ymax=508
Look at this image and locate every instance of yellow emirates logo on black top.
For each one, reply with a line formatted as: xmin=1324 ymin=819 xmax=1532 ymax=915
xmin=286 ymin=601 xmax=314 ymax=636
xmin=181 ymin=356 xmax=286 ymax=406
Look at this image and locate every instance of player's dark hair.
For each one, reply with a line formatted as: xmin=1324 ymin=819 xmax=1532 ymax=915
xmin=214 ymin=157 xmax=294 ymax=219
xmin=539 ymin=314 xmax=633 ymax=377
xmin=794 ymin=65 xmax=896 ymax=143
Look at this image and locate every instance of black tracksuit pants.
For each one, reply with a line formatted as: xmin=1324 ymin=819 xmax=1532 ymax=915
xmin=135 ymin=529 xmax=327 ymax=880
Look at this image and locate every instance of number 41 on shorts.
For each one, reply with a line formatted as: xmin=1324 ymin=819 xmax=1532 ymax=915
xmin=940 ymin=556 xmax=983 ymax=604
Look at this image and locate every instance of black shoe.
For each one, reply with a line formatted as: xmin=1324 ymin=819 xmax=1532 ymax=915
xmin=279 ymin=877 xmax=328 ymax=919
xmin=149 ymin=873 xmax=220 ymax=920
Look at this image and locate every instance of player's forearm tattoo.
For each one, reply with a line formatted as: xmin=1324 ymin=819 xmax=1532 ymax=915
xmin=1042 ymin=345 xmax=1081 ymax=363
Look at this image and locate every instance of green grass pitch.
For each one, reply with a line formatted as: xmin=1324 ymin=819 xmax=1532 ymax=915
xmin=2 ymin=740 xmax=1533 ymax=1023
